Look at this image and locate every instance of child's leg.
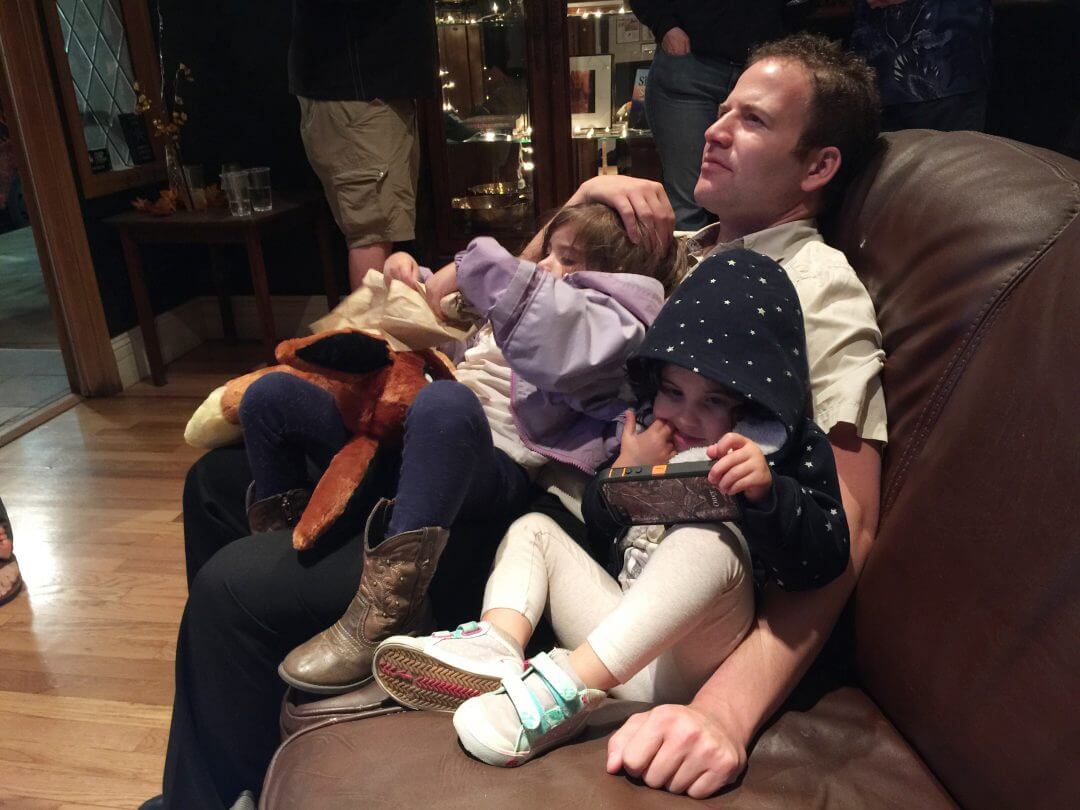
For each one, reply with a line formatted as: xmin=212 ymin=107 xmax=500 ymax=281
xmin=586 ymin=522 xmax=755 ymax=704
xmin=452 ymin=522 xmax=754 ymax=767
xmin=370 ymin=512 xmax=621 ymax=712
xmin=386 ymin=380 xmax=532 ymax=537
xmin=481 ymin=512 xmax=624 ymax=650
xmin=238 ymin=372 xmax=349 ymax=500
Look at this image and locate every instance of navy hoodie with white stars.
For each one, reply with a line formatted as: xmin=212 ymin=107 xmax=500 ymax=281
xmin=582 ymin=247 xmax=850 ymax=592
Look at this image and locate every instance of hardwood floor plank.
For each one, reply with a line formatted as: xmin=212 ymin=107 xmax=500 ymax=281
xmin=0 ymin=342 xmax=264 ymax=807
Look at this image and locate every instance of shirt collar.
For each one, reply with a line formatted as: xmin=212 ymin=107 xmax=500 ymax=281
xmin=682 ymin=218 xmax=822 ymax=266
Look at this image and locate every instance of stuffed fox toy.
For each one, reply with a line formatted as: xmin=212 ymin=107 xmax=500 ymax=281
xmin=187 ymin=329 xmax=455 ymax=550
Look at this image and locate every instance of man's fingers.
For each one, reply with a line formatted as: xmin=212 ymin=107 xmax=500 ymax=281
xmin=613 ymin=198 xmax=641 ymax=242
xmin=665 ymin=755 xmax=707 ymax=796
xmin=616 ymin=715 xmax=666 ymax=777
xmin=686 ymin=768 xmax=733 ymax=800
xmin=641 ymin=739 xmax=686 ymax=790
xmin=606 ymin=712 xmax=646 ymax=773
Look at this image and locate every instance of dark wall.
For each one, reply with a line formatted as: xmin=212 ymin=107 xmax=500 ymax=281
xmin=85 ymin=0 xmax=341 ymax=337
xmin=986 ymin=2 xmax=1080 ymax=156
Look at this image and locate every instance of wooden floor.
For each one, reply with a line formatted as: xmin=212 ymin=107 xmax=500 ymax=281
xmin=0 ymin=342 xmax=263 ymax=809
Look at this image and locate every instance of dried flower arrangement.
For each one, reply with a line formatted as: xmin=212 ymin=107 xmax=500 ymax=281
xmin=131 ymin=63 xmax=201 ymax=212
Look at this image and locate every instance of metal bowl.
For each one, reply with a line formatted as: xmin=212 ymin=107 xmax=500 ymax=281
xmin=452 ymin=193 xmax=530 ymax=228
xmin=468 ymin=182 xmax=524 ymax=198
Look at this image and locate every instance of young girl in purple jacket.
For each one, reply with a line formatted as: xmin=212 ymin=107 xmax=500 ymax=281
xmin=236 ymin=203 xmax=686 ymax=694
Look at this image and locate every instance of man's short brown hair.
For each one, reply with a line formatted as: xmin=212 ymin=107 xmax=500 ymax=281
xmin=749 ymin=33 xmax=881 ymax=204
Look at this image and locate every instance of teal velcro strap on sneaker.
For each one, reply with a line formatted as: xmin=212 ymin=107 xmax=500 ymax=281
xmin=453 ymin=621 xmax=481 ymax=637
xmin=530 ymin=652 xmax=580 ymax=703
xmin=501 ymin=674 xmax=543 ymax=731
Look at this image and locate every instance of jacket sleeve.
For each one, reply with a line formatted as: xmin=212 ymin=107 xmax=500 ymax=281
xmin=738 ymin=422 xmax=849 ymax=591
xmin=580 ymin=455 xmax=624 ymax=567
xmin=629 ymin=1 xmax=679 ymax=43
xmin=455 ymin=237 xmax=651 ymax=411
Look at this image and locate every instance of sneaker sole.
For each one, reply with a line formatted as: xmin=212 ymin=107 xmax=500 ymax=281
xmin=373 ymin=643 xmax=504 ymax=713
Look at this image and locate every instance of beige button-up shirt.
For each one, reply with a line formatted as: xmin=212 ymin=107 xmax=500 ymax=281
xmin=680 ymin=219 xmax=887 ymax=443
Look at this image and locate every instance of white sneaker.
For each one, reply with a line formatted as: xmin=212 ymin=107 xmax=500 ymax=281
xmin=453 ymin=649 xmax=606 ymax=767
xmin=373 ymin=621 xmax=525 ymax=712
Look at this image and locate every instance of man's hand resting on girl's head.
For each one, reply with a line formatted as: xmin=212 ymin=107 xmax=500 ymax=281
xmin=613 ymin=410 xmax=676 ymax=469
xmin=706 ymin=433 xmax=772 ymax=504
xmin=570 ymin=176 xmax=674 ymax=248
xmin=382 ymin=251 xmax=422 ymax=289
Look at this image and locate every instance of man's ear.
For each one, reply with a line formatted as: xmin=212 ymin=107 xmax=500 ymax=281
xmin=801 ymin=145 xmax=841 ymax=194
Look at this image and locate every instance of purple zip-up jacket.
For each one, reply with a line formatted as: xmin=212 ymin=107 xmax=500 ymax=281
xmin=453 ymin=237 xmax=665 ymax=473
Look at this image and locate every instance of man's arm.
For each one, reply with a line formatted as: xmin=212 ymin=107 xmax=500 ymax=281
xmin=519 ymin=176 xmax=675 ymax=261
xmin=606 ymin=423 xmax=881 ymax=798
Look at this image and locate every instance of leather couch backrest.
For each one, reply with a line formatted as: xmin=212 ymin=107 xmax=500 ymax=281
xmin=829 ymin=130 xmax=1080 ymax=807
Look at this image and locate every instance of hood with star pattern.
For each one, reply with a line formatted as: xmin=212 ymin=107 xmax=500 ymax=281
xmin=627 ymin=247 xmax=810 ymax=457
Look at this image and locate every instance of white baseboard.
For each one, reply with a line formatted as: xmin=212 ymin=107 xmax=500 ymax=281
xmin=112 ymin=294 xmax=332 ymax=389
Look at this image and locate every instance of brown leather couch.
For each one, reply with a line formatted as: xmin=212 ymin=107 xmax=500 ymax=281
xmin=259 ymin=130 xmax=1080 ymax=808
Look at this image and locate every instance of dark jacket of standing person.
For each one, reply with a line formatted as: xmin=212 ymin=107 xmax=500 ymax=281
xmin=630 ymin=0 xmax=788 ymax=64
xmin=288 ymin=0 xmax=437 ymax=101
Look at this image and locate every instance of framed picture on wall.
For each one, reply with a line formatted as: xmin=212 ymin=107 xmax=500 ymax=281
xmin=569 ymin=54 xmax=613 ymax=130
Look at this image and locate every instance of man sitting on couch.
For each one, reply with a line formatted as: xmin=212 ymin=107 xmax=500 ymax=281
xmin=147 ymin=34 xmax=886 ymax=809
xmin=512 ymin=33 xmax=888 ymax=799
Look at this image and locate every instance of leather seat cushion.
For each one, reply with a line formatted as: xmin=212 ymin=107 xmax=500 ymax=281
xmin=262 ymin=687 xmax=954 ymax=808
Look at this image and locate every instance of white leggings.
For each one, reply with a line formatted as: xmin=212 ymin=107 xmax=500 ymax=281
xmin=482 ymin=513 xmax=756 ymax=704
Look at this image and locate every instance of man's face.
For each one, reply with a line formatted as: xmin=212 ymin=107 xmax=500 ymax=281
xmin=693 ymin=58 xmax=816 ymax=235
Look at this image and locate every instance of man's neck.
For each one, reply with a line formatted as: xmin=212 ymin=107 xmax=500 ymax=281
xmin=710 ymin=202 xmax=816 ymax=250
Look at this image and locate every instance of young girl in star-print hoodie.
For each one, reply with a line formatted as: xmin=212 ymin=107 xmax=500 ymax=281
xmin=369 ymin=247 xmax=850 ymax=768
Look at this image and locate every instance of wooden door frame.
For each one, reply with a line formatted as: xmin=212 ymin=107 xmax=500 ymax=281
xmin=0 ymin=0 xmax=122 ymax=396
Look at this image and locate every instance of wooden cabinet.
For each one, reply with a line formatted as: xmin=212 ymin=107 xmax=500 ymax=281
xmin=423 ymin=0 xmax=660 ymax=256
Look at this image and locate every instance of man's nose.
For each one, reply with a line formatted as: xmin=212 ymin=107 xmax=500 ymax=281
xmin=706 ymin=115 xmax=733 ymax=146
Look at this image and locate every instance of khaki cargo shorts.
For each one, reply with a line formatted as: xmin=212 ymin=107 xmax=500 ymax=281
xmin=298 ymin=97 xmax=419 ymax=248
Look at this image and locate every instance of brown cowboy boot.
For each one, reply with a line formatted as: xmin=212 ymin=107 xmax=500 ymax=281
xmin=278 ymin=498 xmax=449 ymax=694
xmin=245 ymin=482 xmax=311 ymax=534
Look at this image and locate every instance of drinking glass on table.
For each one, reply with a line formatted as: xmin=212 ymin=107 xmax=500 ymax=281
xmin=221 ymin=170 xmax=252 ymax=216
xmin=246 ymin=167 xmax=272 ymax=212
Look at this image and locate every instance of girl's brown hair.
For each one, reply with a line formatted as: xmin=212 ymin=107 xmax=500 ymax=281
xmin=539 ymin=203 xmax=687 ymax=295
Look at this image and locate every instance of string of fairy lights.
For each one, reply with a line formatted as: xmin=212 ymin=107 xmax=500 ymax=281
xmin=436 ymin=3 xmax=631 ymax=26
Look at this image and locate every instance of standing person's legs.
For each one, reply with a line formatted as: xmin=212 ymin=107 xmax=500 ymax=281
xmin=161 ymin=449 xmax=397 ymax=809
xmin=297 ymin=96 xmax=420 ymax=291
xmin=0 ymin=496 xmax=22 ymax=605
xmin=644 ymin=50 xmax=740 ymax=231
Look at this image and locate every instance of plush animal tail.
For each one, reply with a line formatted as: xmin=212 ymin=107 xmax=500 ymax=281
xmin=292 ymin=434 xmax=380 ymax=551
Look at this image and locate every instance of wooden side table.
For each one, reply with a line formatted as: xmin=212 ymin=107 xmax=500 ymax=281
xmin=107 ymin=195 xmax=341 ymax=385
